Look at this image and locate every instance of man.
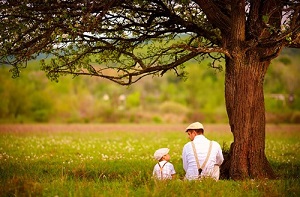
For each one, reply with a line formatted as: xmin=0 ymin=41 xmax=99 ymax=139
xmin=182 ymin=122 xmax=224 ymax=180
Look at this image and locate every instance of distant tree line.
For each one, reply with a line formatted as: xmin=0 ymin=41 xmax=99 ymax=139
xmin=1 ymin=50 xmax=299 ymax=124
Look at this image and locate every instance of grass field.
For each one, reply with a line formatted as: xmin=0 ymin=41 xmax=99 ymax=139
xmin=0 ymin=124 xmax=299 ymax=197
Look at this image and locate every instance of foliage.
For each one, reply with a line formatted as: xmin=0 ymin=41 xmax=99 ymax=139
xmin=264 ymin=50 xmax=300 ymax=123
xmin=0 ymin=127 xmax=299 ymax=196
xmin=1 ymin=1 xmax=299 ymax=84
xmin=126 ymin=91 xmax=141 ymax=108
xmin=1 ymin=48 xmax=299 ymax=124
xmin=0 ymin=59 xmax=226 ymax=123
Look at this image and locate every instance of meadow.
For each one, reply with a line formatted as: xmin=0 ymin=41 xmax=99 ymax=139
xmin=0 ymin=124 xmax=299 ymax=197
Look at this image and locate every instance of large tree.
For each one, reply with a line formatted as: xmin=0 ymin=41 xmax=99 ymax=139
xmin=1 ymin=0 xmax=300 ymax=180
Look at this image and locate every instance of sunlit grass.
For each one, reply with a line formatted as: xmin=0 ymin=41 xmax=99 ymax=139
xmin=0 ymin=128 xmax=299 ymax=196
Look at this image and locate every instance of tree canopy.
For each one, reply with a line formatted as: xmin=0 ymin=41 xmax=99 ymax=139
xmin=1 ymin=0 xmax=299 ymax=83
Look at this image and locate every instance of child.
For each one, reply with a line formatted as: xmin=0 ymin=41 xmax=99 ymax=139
xmin=152 ymin=148 xmax=176 ymax=180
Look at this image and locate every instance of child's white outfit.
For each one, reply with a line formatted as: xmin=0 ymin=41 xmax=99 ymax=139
xmin=152 ymin=161 xmax=176 ymax=180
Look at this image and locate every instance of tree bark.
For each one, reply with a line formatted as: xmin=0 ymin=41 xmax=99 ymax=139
xmin=220 ymin=51 xmax=276 ymax=180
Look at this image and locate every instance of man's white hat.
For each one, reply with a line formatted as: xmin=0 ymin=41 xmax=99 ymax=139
xmin=154 ymin=148 xmax=170 ymax=161
xmin=185 ymin=122 xmax=204 ymax=132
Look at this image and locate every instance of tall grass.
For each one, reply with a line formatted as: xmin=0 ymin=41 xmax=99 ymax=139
xmin=0 ymin=127 xmax=299 ymax=196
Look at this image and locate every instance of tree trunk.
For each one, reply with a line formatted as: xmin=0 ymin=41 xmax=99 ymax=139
xmin=220 ymin=51 xmax=276 ymax=180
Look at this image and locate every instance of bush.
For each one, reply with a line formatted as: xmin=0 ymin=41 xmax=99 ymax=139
xmin=159 ymin=101 xmax=189 ymax=114
xmin=126 ymin=91 xmax=141 ymax=108
xmin=290 ymin=111 xmax=300 ymax=123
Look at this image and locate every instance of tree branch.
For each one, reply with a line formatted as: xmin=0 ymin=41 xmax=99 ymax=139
xmin=194 ymin=0 xmax=231 ymax=34
xmin=172 ymin=44 xmax=232 ymax=59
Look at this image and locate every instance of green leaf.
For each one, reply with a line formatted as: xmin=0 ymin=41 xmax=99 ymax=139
xmin=262 ymin=15 xmax=269 ymax=23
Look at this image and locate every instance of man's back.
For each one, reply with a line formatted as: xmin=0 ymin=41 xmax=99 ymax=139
xmin=182 ymin=135 xmax=224 ymax=180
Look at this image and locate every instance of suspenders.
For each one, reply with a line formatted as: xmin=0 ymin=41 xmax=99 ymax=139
xmin=191 ymin=141 xmax=213 ymax=176
xmin=157 ymin=161 xmax=168 ymax=179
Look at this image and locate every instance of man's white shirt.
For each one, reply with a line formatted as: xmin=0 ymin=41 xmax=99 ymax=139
xmin=182 ymin=135 xmax=224 ymax=180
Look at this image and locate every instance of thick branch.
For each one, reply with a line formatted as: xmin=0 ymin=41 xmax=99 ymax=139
xmin=194 ymin=0 xmax=231 ymax=34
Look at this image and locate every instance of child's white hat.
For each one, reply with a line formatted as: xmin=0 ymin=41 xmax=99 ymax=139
xmin=154 ymin=148 xmax=170 ymax=161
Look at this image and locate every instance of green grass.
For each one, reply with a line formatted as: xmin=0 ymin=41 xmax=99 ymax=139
xmin=0 ymin=127 xmax=299 ymax=197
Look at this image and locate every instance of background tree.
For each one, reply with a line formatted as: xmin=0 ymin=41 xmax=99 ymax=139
xmin=1 ymin=0 xmax=300 ymax=180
